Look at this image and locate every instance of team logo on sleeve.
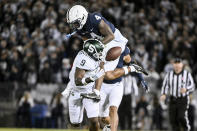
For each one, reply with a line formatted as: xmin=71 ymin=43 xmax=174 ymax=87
xmin=95 ymin=15 xmax=101 ymax=20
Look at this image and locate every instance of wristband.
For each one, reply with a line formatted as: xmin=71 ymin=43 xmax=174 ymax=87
xmin=93 ymin=89 xmax=100 ymax=95
xmin=123 ymin=66 xmax=129 ymax=75
xmin=81 ymin=77 xmax=87 ymax=85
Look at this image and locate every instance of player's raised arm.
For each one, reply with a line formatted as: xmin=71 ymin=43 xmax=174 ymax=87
xmin=104 ymin=54 xmax=131 ymax=80
xmin=99 ymin=20 xmax=115 ymax=44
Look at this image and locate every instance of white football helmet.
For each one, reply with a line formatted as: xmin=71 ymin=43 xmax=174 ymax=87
xmin=66 ymin=5 xmax=88 ymax=30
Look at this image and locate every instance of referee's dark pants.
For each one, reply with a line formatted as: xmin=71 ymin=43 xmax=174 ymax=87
xmin=118 ymin=94 xmax=132 ymax=130
xmin=169 ymin=96 xmax=190 ymax=131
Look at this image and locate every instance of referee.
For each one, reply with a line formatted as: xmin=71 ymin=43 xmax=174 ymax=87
xmin=160 ymin=57 xmax=195 ymax=131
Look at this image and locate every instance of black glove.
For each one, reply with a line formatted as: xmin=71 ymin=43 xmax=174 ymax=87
xmin=129 ymin=61 xmax=148 ymax=76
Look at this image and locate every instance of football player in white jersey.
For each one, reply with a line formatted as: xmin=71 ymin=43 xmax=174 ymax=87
xmin=66 ymin=39 xmax=105 ymax=131
xmin=62 ymin=39 xmax=148 ymax=131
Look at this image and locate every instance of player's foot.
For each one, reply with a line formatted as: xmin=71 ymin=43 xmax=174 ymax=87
xmin=130 ymin=63 xmax=148 ymax=75
xmin=80 ymin=92 xmax=101 ymax=102
xmin=103 ymin=124 xmax=111 ymax=131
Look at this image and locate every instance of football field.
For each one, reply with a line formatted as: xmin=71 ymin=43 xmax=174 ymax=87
xmin=0 ymin=128 xmax=167 ymax=131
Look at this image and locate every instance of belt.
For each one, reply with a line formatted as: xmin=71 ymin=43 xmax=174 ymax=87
xmin=170 ymin=96 xmax=187 ymax=100
xmin=103 ymin=81 xmax=119 ymax=84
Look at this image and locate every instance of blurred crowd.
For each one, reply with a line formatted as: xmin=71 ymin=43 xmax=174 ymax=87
xmin=0 ymin=0 xmax=197 ymax=130
xmin=16 ymin=91 xmax=66 ymax=128
xmin=1 ymin=0 xmax=197 ymax=83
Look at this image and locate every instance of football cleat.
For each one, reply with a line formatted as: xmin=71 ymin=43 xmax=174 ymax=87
xmin=80 ymin=92 xmax=101 ymax=102
xmin=103 ymin=124 xmax=111 ymax=131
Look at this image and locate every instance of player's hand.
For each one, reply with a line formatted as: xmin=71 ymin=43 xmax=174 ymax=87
xmin=160 ymin=95 xmax=166 ymax=102
xmin=89 ymin=67 xmax=105 ymax=82
xmin=100 ymin=53 xmax=107 ymax=63
xmin=100 ymin=61 xmax=105 ymax=69
xmin=180 ymin=88 xmax=187 ymax=94
xmin=62 ymin=87 xmax=71 ymax=99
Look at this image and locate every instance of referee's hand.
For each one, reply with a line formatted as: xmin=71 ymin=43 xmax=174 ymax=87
xmin=180 ymin=88 xmax=187 ymax=94
xmin=160 ymin=94 xmax=166 ymax=101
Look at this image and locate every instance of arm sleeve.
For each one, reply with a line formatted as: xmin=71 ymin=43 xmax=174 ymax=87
xmin=161 ymin=73 xmax=169 ymax=95
xmin=186 ymin=72 xmax=195 ymax=93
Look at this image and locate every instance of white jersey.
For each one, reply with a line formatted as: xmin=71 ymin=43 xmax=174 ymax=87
xmin=68 ymin=50 xmax=101 ymax=123
xmin=69 ymin=50 xmax=100 ymax=91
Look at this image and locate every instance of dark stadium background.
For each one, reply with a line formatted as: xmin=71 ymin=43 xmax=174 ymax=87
xmin=0 ymin=0 xmax=197 ymax=130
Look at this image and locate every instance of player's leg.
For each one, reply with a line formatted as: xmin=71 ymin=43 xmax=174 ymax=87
xmin=99 ymin=84 xmax=111 ymax=130
xmin=89 ymin=117 xmax=100 ymax=131
xmin=100 ymin=117 xmax=111 ymax=131
xmin=103 ymin=28 xmax=128 ymax=72
xmin=177 ymin=97 xmax=191 ymax=131
xmin=104 ymin=28 xmax=127 ymax=55
xmin=108 ymin=82 xmax=123 ymax=131
xmin=109 ymin=106 xmax=118 ymax=131
xmin=68 ymin=91 xmax=84 ymax=127
xmin=169 ymin=99 xmax=179 ymax=131
xmin=100 ymin=116 xmax=110 ymax=126
xmin=83 ymin=98 xmax=100 ymax=131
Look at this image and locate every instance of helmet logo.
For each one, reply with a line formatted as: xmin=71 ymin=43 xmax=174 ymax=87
xmin=88 ymin=44 xmax=96 ymax=53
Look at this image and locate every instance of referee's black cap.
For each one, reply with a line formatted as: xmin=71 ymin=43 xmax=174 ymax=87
xmin=173 ymin=57 xmax=182 ymax=63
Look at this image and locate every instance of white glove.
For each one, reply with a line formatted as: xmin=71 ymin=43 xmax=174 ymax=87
xmin=89 ymin=68 xmax=105 ymax=81
xmin=61 ymin=83 xmax=72 ymax=98
xmin=129 ymin=64 xmax=148 ymax=75
xmin=129 ymin=65 xmax=137 ymax=72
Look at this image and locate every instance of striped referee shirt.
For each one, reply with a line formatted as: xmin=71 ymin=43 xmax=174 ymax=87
xmin=161 ymin=69 xmax=195 ymax=97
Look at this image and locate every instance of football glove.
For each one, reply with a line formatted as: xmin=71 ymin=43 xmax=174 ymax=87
xmin=129 ymin=63 xmax=148 ymax=76
xmin=61 ymin=83 xmax=72 ymax=98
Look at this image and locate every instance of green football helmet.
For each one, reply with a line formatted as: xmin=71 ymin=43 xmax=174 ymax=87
xmin=83 ymin=39 xmax=105 ymax=61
